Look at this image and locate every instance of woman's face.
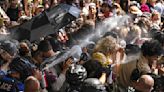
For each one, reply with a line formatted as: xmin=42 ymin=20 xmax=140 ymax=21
xmin=152 ymin=13 xmax=161 ymax=25
xmin=33 ymin=68 xmax=42 ymax=81
xmin=89 ymin=6 xmax=96 ymax=14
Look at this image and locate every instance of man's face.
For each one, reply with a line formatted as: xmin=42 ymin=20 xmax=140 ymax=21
xmin=19 ymin=42 xmax=30 ymax=54
xmin=0 ymin=49 xmax=13 ymax=62
xmin=10 ymin=0 xmax=18 ymax=8
xmin=134 ymin=80 xmax=154 ymax=92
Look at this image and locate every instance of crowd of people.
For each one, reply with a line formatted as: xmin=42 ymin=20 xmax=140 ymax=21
xmin=0 ymin=0 xmax=164 ymax=92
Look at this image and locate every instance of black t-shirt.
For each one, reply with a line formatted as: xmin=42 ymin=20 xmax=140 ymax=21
xmin=6 ymin=7 xmax=19 ymax=21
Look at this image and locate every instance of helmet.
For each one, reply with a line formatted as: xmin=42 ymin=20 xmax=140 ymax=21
xmin=8 ymin=57 xmax=36 ymax=82
xmin=81 ymin=78 xmax=107 ymax=92
xmin=66 ymin=64 xmax=87 ymax=85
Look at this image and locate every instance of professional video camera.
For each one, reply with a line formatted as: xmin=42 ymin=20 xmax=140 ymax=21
xmin=147 ymin=73 xmax=164 ymax=92
xmin=152 ymin=74 xmax=164 ymax=92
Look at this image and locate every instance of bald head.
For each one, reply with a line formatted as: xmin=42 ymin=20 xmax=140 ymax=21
xmin=141 ymin=75 xmax=154 ymax=87
xmin=135 ymin=75 xmax=154 ymax=92
xmin=24 ymin=76 xmax=40 ymax=92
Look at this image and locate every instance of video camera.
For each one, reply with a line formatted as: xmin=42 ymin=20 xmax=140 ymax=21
xmin=153 ymin=75 xmax=164 ymax=92
xmin=148 ymin=73 xmax=164 ymax=92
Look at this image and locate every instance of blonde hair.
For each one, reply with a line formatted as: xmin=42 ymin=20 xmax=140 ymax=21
xmin=130 ymin=25 xmax=142 ymax=38
xmin=118 ymin=27 xmax=129 ymax=39
xmin=92 ymin=52 xmax=112 ymax=67
xmin=94 ymin=36 xmax=119 ymax=54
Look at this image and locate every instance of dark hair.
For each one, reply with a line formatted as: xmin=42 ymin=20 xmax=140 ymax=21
xmin=20 ymin=40 xmax=31 ymax=47
xmin=141 ymin=40 xmax=163 ymax=57
xmin=150 ymin=28 xmax=160 ymax=37
xmin=9 ymin=57 xmax=35 ymax=82
xmin=38 ymin=40 xmax=52 ymax=52
xmin=83 ymin=60 xmax=103 ymax=78
xmin=47 ymin=37 xmax=62 ymax=52
xmin=102 ymin=3 xmax=112 ymax=9
xmin=120 ymin=0 xmax=129 ymax=12
xmin=65 ymin=0 xmax=73 ymax=5
xmin=153 ymin=32 xmax=164 ymax=46
xmin=79 ymin=0 xmax=85 ymax=8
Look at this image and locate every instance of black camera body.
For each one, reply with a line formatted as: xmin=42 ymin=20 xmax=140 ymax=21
xmin=146 ymin=73 xmax=164 ymax=92
xmin=152 ymin=74 xmax=164 ymax=92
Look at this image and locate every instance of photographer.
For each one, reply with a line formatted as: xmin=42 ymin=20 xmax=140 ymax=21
xmin=37 ymin=40 xmax=72 ymax=92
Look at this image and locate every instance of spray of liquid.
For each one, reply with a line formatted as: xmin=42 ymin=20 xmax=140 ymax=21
xmin=0 ymin=34 xmax=10 ymax=41
xmin=43 ymin=45 xmax=82 ymax=70
xmin=43 ymin=15 xmax=132 ymax=70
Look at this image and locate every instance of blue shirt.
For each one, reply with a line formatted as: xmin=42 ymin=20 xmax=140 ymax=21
xmin=0 ymin=76 xmax=24 ymax=92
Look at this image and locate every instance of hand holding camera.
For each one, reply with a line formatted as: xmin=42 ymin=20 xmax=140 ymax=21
xmin=62 ymin=57 xmax=73 ymax=74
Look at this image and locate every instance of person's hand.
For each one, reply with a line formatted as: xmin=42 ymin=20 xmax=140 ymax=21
xmin=62 ymin=58 xmax=73 ymax=74
xmin=117 ymin=48 xmax=124 ymax=53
